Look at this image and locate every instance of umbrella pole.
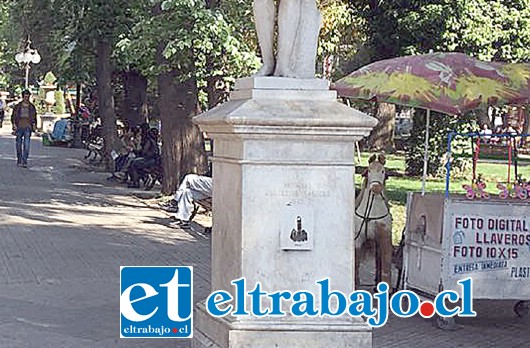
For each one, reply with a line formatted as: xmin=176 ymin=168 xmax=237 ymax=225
xmin=421 ymin=109 xmax=431 ymax=195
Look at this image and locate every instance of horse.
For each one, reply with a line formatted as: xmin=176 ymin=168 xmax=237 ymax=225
xmin=354 ymin=154 xmax=393 ymax=289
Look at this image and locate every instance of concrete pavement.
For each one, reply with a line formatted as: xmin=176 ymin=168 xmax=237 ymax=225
xmin=0 ymin=126 xmax=528 ymax=347
xmin=0 ymin=127 xmax=210 ymax=347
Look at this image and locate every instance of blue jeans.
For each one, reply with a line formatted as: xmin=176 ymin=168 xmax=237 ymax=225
xmin=15 ymin=128 xmax=32 ymax=164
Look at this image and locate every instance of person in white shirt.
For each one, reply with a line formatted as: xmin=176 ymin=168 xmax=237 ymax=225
xmin=161 ymin=174 xmax=212 ymax=228
xmin=480 ymin=123 xmax=493 ymax=143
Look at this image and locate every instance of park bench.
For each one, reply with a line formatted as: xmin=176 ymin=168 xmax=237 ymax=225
xmin=142 ymin=158 xmax=163 ymax=191
xmin=480 ymin=143 xmax=513 ymax=157
xmin=84 ymin=125 xmax=104 ymax=164
xmin=190 ymin=197 xmax=212 ymax=233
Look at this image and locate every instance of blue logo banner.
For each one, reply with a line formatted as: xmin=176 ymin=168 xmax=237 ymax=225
xmin=120 ymin=266 xmax=193 ymax=338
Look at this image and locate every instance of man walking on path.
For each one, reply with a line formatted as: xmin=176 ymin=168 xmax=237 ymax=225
xmin=0 ymin=97 xmax=6 ymax=128
xmin=11 ymin=90 xmax=37 ymax=167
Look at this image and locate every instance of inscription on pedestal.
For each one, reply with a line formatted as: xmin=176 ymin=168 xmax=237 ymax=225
xmin=265 ymin=182 xmax=331 ymax=198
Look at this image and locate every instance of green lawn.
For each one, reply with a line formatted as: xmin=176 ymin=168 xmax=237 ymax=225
xmin=356 ymin=152 xmax=530 ymax=245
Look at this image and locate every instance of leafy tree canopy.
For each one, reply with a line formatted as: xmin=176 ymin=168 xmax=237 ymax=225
xmin=116 ymin=0 xmax=259 ymax=110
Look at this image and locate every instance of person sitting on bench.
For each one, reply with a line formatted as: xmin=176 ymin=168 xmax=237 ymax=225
xmin=108 ymin=126 xmax=141 ymax=181
xmin=127 ymin=125 xmax=160 ymax=188
xmin=161 ymin=173 xmax=212 ymax=228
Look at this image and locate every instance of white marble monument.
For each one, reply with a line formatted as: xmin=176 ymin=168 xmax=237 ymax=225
xmin=192 ymin=76 xmax=377 ymax=347
xmin=191 ymin=4 xmax=376 ymax=346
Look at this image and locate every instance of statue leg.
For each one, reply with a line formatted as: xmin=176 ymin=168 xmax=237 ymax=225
xmin=275 ymin=0 xmax=300 ymax=77
xmin=253 ymin=0 xmax=276 ymax=76
xmin=290 ymin=0 xmax=321 ymax=78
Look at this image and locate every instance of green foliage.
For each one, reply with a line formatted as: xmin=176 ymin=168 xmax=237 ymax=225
xmin=116 ymin=0 xmax=259 ymax=110
xmin=43 ymin=71 xmax=57 ymax=86
xmin=397 ymin=2 xmax=447 ymax=55
xmin=35 ymin=87 xmax=46 ymax=114
xmin=350 ymin=0 xmax=530 ymax=62
xmin=348 ymin=1 xmax=530 ymax=177
xmin=53 ymin=90 xmax=66 ymax=114
xmin=13 ymin=86 xmax=22 ymax=97
xmin=400 ymin=1 xmax=530 ymax=177
xmin=440 ymin=0 xmax=530 ymax=62
xmin=395 ymin=0 xmax=530 ymax=61
xmin=349 ymin=0 xmax=402 ymax=62
xmin=7 ymin=1 xmax=62 ymax=85
xmin=20 ymin=0 xmax=147 ymax=86
xmin=318 ymin=1 xmax=365 ymax=78
xmin=406 ymin=110 xmax=476 ymax=178
xmin=0 ymin=1 xmax=27 ymax=89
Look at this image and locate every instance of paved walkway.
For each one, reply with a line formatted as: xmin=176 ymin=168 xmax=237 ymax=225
xmin=0 ymin=127 xmax=528 ymax=347
xmin=0 ymin=127 xmax=211 ymax=347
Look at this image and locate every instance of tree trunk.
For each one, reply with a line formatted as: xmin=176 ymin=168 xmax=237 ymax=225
xmin=365 ymin=102 xmax=396 ymax=152
xmin=157 ymin=47 xmax=207 ymax=195
xmin=96 ymin=38 xmax=119 ymax=170
xmin=205 ymin=0 xmax=220 ymax=7
xmin=122 ymin=70 xmax=148 ymax=128
xmin=76 ymin=83 xmax=82 ymax=114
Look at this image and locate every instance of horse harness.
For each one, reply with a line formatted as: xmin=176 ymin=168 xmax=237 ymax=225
xmin=355 ymin=181 xmax=390 ymax=241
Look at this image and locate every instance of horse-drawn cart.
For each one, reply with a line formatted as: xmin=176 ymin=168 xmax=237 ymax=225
xmin=402 ymin=133 xmax=530 ymax=329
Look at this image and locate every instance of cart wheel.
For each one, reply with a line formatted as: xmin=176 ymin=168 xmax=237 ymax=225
xmin=432 ymin=315 xmax=457 ymax=331
xmin=514 ymin=301 xmax=530 ymax=318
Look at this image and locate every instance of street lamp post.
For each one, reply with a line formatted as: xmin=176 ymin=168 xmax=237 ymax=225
xmin=15 ymin=39 xmax=41 ymax=89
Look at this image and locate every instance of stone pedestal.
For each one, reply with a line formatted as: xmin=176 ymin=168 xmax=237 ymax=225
xmin=192 ymin=77 xmax=377 ymax=348
xmin=40 ymin=112 xmax=57 ymax=132
xmin=41 ymin=84 xmax=57 ymax=112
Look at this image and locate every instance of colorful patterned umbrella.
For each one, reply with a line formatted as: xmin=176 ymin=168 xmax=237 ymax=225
xmin=333 ymin=52 xmax=530 ymax=115
xmin=333 ymin=52 xmax=530 ymax=194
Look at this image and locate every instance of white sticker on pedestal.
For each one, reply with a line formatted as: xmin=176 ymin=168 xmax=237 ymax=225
xmin=280 ymin=201 xmax=314 ymax=251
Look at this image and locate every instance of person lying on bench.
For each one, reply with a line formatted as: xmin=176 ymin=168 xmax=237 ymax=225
xmin=160 ymin=173 xmax=212 ymax=228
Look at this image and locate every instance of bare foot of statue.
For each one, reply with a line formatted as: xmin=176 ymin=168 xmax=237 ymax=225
xmin=274 ymin=66 xmax=296 ymax=78
xmin=254 ymin=63 xmax=275 ymax=76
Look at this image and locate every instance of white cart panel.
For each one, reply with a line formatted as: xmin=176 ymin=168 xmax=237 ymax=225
xmin=404 ymin=193 xmax=445 ymax=296
xmin=442 ymin=198 xmax=530 ymax=300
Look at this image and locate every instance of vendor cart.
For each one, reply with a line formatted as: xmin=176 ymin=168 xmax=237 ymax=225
xmin=402 ymin=133 xmax=530 ymax=329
